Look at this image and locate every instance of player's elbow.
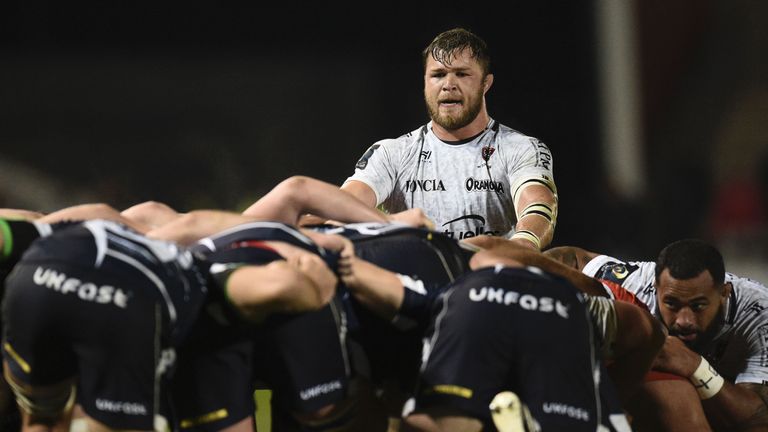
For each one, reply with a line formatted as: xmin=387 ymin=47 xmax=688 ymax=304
xmin=270 ymin=175 xmax=316 ymax=210
xmin=278 ymin=175 xmax=313 ymax=197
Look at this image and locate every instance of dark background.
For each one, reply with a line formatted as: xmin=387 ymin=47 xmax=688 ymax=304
xmin=1 ymin=1 xmax=766 ymax=265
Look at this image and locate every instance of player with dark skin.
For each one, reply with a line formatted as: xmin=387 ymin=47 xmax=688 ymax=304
xmin=546 ymin=244 xmax=768 ymax=432
xmin=339 ymin=238 xmax=663 ymax=431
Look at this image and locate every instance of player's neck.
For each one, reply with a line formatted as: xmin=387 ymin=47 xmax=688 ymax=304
xmin=431 ymin=109 xmax=491 ymax=142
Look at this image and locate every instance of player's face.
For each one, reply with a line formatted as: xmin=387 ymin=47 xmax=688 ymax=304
xmin=424 ymin=48 xmax=489 ymax=130
xmin=656 ymin=269 xmax=730 ymax=348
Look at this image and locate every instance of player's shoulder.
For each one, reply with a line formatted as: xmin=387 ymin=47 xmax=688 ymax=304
xmin=583 ymin=254 xmax=653 ymax=286
xmin=582 ymin=254 xmax=630 ymax=278
xmin=494 ymin=123 xmax=546 ymax=147
xmin=729 ymin=273 xmax=768 ymax=307
xmin=729 ymin=273 xmax=768 ymax=291
xmin=373 ymin=124 xmax=427 ymax=147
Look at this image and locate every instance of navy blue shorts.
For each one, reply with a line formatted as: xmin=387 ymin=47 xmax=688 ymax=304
xmin=2 ymin=222 xmax=205 ymax=430
xmin=413 ymin=266 xmax=627 ymax=431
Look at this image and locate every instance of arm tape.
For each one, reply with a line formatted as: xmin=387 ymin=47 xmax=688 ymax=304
xmin=689 ymin=357 xmax=725 ymax=399
xmin=518 ymin=202 xmax=555 ymax=225
xmin=510 ymin=230 xmax=541 ymax=250
xmin=395 ymin=274 xmax=440 ymax=327
xmin=511 ymin=177 xmax=557 ymax=210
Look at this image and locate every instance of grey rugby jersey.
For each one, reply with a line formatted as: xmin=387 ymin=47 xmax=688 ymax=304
xmin=344 ymin=119 xmax=555 ymax=240
xmin=583 ymin=255 xmax=768 ymax=385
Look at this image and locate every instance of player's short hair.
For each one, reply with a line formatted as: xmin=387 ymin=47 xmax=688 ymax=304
xmin=423 ymin=28 xmax=491 ymax=76
xmin=655 ymin=239 xmax=725 ymax=285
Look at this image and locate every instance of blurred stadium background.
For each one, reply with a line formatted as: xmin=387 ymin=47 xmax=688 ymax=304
xmin=1 ymin=1 xmax=765 ymax=279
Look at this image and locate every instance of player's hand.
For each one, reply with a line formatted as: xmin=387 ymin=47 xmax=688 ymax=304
xmin=651 ymin=335 xmax=701 ymax=377
xmin=389 ymin=208 xmax=435 ymax=230
xmin=336 ymin=239 xmax=355 ymax=279
xmin=310 ymin=233 xmax=353 ymax=256
xmin=338 ymin=255 xmax=359 ymax=289
xmin=290 ymin=252 xmax=338 ymax=306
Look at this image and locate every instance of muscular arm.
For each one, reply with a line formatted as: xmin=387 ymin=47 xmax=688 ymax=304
xmin=512 ymin=183 xmax=557 ymax=250
xmin=469 ymin=245 xmax=609 ymax=297
xmin=146 ymin=210 xmax=255 ymax=245
xmin=340 ymin=256 xmax=404 ymax=320
xmin=38 ymin=203 xmax=150 ymax=233
xmin=609 ymin=301 xmax=666 ymax=401
xmin=543 ymin=245 xmax=600 ymax=271
xmin=654 ymin=336 xmax=768 ymax=431
xmin=703 ymin=383 xmax=768 ymax=431
xmin=339 ymin=180 xmax=378 ymax=208
xmin=245 ymin=176 xmax=386 ymax=224
xmin=225 ymin=254 xmax=337 ymax=322
xmin=0 ymin=209 xmax=45 ymax=220
xmin=121 ymin=201 xmax=182 ymax=229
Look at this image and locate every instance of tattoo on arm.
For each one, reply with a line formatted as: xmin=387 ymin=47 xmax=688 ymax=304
xmin=543 ymin=247 xmax=578 ymax=269
xmin=737 ymin=383 xmax=768 ymax=429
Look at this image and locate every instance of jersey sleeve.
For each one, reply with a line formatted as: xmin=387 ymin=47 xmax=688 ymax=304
xmin=343 ymin=139 xmax=402 ymax=206
xmin=599 ymin=279 xmax=650 ymax=312
xmin=582 ymin=255 xmax=626 ymax=278
xmin=392 ymin=274 xmax=446 ymax=330
xmin=506 ymin=137 xmax=557 ymax=202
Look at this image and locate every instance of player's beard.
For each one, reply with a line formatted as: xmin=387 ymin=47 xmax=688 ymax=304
xmin=666 ymin=307 xmax=725 ymax=351
xmin=425 ymin=87 xmax=484 ymax=131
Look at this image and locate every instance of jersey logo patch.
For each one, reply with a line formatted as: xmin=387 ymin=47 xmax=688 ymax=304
xmin=596 ymin=262 xmax=640 ymax=285
xmin=611 ymin=265 xmax=630 ymax=280
xmin=355 ymin=144 xmax=380 ymax=170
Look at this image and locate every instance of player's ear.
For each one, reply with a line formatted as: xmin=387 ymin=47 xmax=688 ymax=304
xmin=483 ymin=74 xmax=494 ymax=93
xmin=721 ymin=282 xmax=732 ymax=302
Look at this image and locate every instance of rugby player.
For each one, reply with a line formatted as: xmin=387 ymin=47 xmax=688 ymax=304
xmin=314 ymin=221 xmax=474 ymax=427
xmin=1 ymin=217 xmax=338 ymax=432
xmin=134 ymin=176 xmax=430 ymax=432
xmin=547 ymin=241 xmax=768 ymax=431
xmin=397 ymin=247 xmax=638 ymax=432
xmin=335 ymin=231 xmax=662 ymax=431
xmin=1 ymin=176 xmax=427 ymax=432
xmin=341 ymin=28 xmax=558 ymax=250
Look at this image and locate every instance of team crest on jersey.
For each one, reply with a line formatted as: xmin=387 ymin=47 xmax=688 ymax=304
xmin=481 ymin=146 xmax=495 ymax=162
xmin=611 ymin=264 xmax=630 ymax=280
